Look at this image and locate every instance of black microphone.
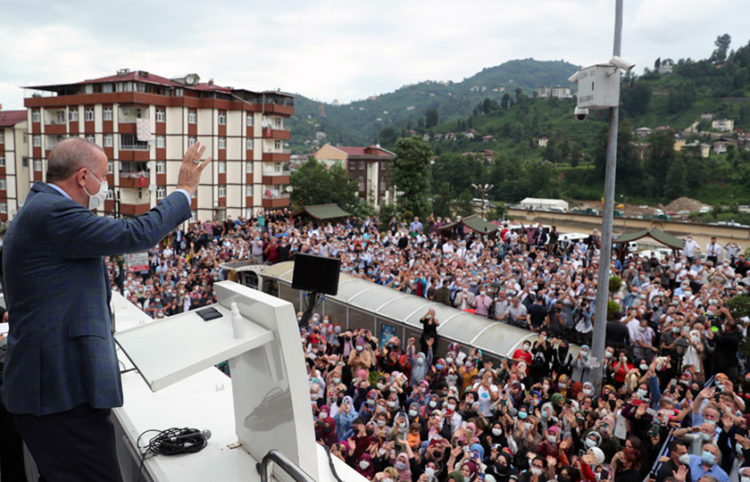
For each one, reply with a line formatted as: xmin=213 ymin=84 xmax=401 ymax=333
xmin=168 ymin=429 xmax=211 ymax=442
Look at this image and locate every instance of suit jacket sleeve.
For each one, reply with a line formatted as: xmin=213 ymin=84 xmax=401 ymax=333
xmin=45 ymin=191 xmax=191 ymax=258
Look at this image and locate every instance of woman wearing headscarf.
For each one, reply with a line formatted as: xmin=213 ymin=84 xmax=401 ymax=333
xmin=394 ymin=451 xmax=413 ymax=481
xmin=314 ymin=404 xmax=337 ymax=447
xmin=354 ymin=452 xmax=375 ymax=479
xmin=334 ymin=395 xmax=358 ymax=441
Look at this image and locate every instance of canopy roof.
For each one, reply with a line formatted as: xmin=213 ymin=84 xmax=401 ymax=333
xmin=614 ymin=228 xmax=684 ymax=250
xmin=260 ymin=261 xmax=578 ymax=359
xmin=436 ymin=215 xmax=498 ymax=235
xmin=298 ymin=203 xmax=350 ymax=220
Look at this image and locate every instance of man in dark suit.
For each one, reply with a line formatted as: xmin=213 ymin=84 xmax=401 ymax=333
xmin=2 ymin=137 xmax=211 ymax=481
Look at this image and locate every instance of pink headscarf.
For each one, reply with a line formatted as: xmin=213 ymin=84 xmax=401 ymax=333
xmin=395 ymin=452 xmax=412 ymax=481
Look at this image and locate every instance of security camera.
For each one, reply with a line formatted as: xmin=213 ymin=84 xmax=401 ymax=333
xmin=574 ymin=106 xmax=589 ymax=121
xmin=609 ymin=56 xmax=635 ymax=72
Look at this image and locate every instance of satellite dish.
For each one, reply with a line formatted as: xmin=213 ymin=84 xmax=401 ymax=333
xmin=185 ymin=73 xmax=200 ymax=85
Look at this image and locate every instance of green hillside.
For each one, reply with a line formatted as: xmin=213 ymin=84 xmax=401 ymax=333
xmin=287 ymin=59 xmax=579 ymax=152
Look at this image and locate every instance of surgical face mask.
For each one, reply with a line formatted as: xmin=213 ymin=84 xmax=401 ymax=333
xmin=700 ymin=433 xmax=712 ymax=441
xmin=637 ymin=388 xmax=648 ymax=398
xmin=425 ymin=467 xmax=436 ymax=477
xmin=678 ymin=454 xmax=690 ymax=465
xmin=378 ymin=448 xmax=387 ymax=456
xmin=408 ymin=410 xmax=418 ymax=418
xmin=531 ymin=467 xmax=543 ymax=476
xmin=583 ymin=388 xmax=593 ymax=396
xmin=524 ymin=422 xmax=533 ymax=431
xmin=518 ymin=411 xmax=528 ymax=420
xmin=548 ymin=435 xmax=557 ymax=444
xmin=429 ymin=400 xmax=437 ymax=408
xmin=447 ymin=403 xmax=456 ymax=411
xmin=320 ymin=412 xmax=328 ymax=419
xmin=701 ymin=450 xmax=716 ymax=466
xmin=585 ymin=438 xmax=598 ymax=448
xmin=332 ymin=377 xmax=341 ymax=384
xmin=605 ymin=352 xmax=613 ymax=359
xmin=359 ymin=460 xmax=370 ymax=469
xmin=377 ymin=419 xmax=386 ymax=427
xmin=84 ymin=170 xmax=109 ymax=210
xmin=741 ymin=477 xmax=750 ymax=482
xmin=356 ymin=345 xmax=364 ymax=352
xmin=639 ymin=364 xmax=649 ymax=371
xmin=493 ymin=427 xmax=503 ymax=436
xmin=395 ymin=461 xmax=407 ymax=471
xmin=446 ymin=357 xmax=453 ymax=364
xmin=387 ymin=400 xmax=398 ymax=408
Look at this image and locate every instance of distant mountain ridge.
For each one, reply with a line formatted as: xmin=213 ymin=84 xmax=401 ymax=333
xmin=287 ymin=59 xmax=580 ymax=151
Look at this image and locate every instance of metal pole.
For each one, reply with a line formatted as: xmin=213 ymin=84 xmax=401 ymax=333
xmin=588 ymin=0 xmax=623 ymax=390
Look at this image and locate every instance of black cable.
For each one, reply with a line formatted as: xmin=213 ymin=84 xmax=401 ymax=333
xmin=323 ymin=444 xmax=345 ymax=482
xmin=135 ymin=427 xmax=210 ymax=481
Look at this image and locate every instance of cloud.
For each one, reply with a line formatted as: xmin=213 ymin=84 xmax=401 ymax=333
xmin=0 ymin=0 xmax=748 ymax=109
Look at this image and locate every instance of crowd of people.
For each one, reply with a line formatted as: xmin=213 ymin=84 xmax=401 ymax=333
xmin=105 ymin=209 xmax=750 ymax=482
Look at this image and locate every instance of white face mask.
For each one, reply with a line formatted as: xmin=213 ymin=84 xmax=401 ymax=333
xmin=84 ymin=170 xmax=108 ymax=210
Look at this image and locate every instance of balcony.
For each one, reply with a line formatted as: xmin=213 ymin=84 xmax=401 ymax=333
xmin=119 ymin=172 xmax=150 ymax=188
xmin=262 ymin=151 xmax=291 ymax=162
xmin=118 ymin=106 xmax=148 ymax=124
xmin=261 ymin=127 xmax=291 ymax=140
xmin=262 ymin=165 xmax=290 ymax=185
xmin=120 ymin=202 xmax=151 ymax=216
xmin=261 ymin=188 xmax=290 ymax=209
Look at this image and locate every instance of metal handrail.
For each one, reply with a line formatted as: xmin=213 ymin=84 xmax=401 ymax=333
xmin=259 ymin=449 xmax=316 ymax=482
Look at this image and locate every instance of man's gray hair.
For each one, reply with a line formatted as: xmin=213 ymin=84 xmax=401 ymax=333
xmin=46 ymin=137 xmax=105 ymax=182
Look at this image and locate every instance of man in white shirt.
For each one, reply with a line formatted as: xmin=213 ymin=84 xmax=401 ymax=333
xmin=683 ymin=235 xmax=699 ymax=263
xmin=705 ymin=237 xmax=722 ymax=265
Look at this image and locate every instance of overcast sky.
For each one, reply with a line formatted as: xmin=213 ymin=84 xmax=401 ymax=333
xmin=1 ymin=0 xmax=747 ymax=110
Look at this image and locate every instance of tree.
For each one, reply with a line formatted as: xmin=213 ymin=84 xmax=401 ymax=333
xmin=711 ymin=34 xmax=731 ymax=63
xmin=663 ymin=156 xmax=687 ymax=200
xmin=377 ymin=126 xmax=398 ymax=149
xmin=500 ymin=93 xmax=512 ymax=110
xmin=621 ymin=81 xmax=652 ymax=117
xmin=453 ymin=190 xmax=475 ymax=217
xmin=290 ymin=158 xmax=359 ymax=211
xmin=391 ymin=136 xmax=433 ymax=218
xmin=424 ymin=108 xmax=439 ymax=129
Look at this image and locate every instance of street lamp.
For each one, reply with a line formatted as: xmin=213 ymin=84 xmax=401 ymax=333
xmin=471 ymin=183 xmax=494 ymax=219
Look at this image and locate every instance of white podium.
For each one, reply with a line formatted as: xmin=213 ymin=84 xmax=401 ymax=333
xmin=115 ymin=281 xmax=319 ymax=482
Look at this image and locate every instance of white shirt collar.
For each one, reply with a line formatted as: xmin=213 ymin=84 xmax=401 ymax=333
xmin=47 ymin=183 xmax=72 ymax=200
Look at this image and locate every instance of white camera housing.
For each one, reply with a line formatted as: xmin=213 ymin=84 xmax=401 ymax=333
xmin=574 ymin=106 xmax=589 ymax=121
xmin=609 ymin=56 xmax=635 ymax=72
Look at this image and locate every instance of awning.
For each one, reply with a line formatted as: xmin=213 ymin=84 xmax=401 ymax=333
xmin=614 ymin=228 xmax=685 ymax=250
xmin=436 ymin=215 xmax=498 ymax=235
xmin=298 ymin=204 xmax=350 ymax=220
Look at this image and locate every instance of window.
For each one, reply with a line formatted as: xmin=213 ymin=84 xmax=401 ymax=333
xmin=218 ymin=137 xmax=226 ymax=149
xmin=191 ymin=210 xmax=197 ymax=221
xmin=102 ymin=83 xmax=113 ymax=93
xmin=56 ymin=110 xmax=65 ymax=124
xmin=69 ymin=109 xmax=79 ymax=122
xmin=245 ymin=185 xmax=253 ymax=196
xmin=246 ymin=139 xmax=254 ymax=150
xmin=136 ymin=82 xmax=146 ymax=93
xmin=218 ymin=185 xmax=226 ymax=198
xmin=175 ymin=88 xmax=184 ymax=97
xmin=0 ymin=202 xmax=6 ymax=214
xmin=86 ymin=134 xmax=95 ymax=144
xmin=0 ymin=156 xmax=4 ymax=167
xmin=34 ymin=159 xmax=42 ymax=171
xmin=218 ymin=161 xmax=226 ymax=174
xmin=120 ymin=134 xmax=148 ymax=150
xmin=156 ymin=186 xmax=166 ymax=199
xmin=273 ymin=117 xmax=281 ymax=129
xmin=246 ymin=114 xmax=254 ymax=126
xmin=0 ymin=131 xmax=4 ymax=143
xmin=0 ymin=179 xmax=6 ymax=190
xmin=218 ymin=112 xmax=226 ymax=125
xmin=156 ymin=135 xmax=166 ymax=149
xmin=33 ymin=135 xmax=41 ymax=147
xmin=245 ymin=162 xmax=253 ymax=173
xmin=116 ymin=82 xmax=133 ymax=92
xmin=32 ymin=111 xmax=40 ymax=123
xmin=188 ymin=111 xmax=197 ymax=124
xmin=156 ymin=109 xmax=166 ymax=122
xmin=274 ymin=140 xmax=281 ymax=150
xmin=155 ymin=161 xmax=166 ymax=174
xmin=106 ymin=189 xmax=114 ymax=200
xmin=85 ymin=108 xmax=94 ymax=122
xmin=108 ymin=161 xmax=114 ymax=174
xmin=103 ymin=107 xmax=113 ymax=121
xmin=104 ymin=134 xmax=113 ymax=147
xmin=188 ymin=136 xmax=197 ymax=147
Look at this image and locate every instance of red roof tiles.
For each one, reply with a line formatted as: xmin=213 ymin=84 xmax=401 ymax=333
xmin=0 ymin=110 xmax=27 ymax=127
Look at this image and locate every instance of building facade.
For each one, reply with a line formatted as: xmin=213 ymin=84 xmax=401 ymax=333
xmin=19 ymin=69 xmax=292 ymax=221
xmin=313 ymin=143 xmax=394 ymax=208
xmin=0 ymin=110 xmax=27 ymax=221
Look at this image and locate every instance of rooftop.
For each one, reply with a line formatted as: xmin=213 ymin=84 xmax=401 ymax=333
xmin=0 ymin=110 xmax=27 ymax=127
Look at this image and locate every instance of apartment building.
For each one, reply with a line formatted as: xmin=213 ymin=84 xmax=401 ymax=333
xmin=0 ymin=110 xmax=28 ymax=221
xmin=313 ymin=143 xmax=394 ymax=208
xmin=21 ymin=69 xmax=292 ymax=221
